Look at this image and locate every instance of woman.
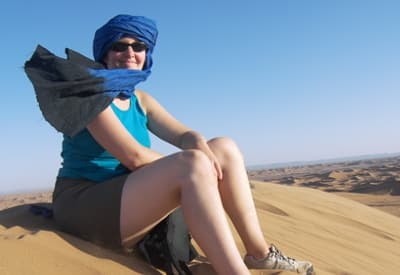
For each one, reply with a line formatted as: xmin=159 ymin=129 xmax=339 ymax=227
xmin=29 ymin=15 xmax=314 ymax=275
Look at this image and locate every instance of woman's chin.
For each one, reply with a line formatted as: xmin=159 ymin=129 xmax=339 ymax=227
xmin=120 ymin=63 xmax=142 ymax=70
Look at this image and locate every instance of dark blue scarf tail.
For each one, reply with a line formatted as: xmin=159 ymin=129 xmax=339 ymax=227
xmin=24 ymin=45 xmax=147 ymax=137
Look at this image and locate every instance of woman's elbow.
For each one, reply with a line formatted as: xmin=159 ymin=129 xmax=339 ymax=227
xmin=122 ymin=155 xmax=142 ymax=171
xmin=122 ymin=151 xmax=157 ymax=171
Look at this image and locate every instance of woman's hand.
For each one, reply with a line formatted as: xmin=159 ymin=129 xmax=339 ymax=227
xmin=208 ymin=151 xmax=223 ymax=181
xmin=179 ymin=131 xmax=223 ymax=180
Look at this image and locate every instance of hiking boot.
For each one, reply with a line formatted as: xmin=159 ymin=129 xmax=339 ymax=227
xmin=244 ymin=244 xmax=314 ymax=275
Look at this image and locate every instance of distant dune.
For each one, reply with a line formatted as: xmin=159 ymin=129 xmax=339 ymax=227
xmin=249 ymin=156 xmax=400 ymax=217
xmin=1 ymin=157 xmax=400 ymax=274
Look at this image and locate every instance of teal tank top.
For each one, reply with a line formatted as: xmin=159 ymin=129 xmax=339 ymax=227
xmin=58 ymin=95 xmax=150 ymax=182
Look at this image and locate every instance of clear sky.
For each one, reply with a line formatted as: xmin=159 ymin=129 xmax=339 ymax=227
xmin=1 ymin=0 xmax=399 ymax=193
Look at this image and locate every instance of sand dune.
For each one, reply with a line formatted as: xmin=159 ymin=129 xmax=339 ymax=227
xmin=248 ymin=156 xmax=400 ymax=217
xmin=1 ymin=179 xmax=400 ymax=275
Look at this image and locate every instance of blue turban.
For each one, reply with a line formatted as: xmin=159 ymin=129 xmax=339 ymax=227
xmin=93 ymin=14 xmax=158 ymax=71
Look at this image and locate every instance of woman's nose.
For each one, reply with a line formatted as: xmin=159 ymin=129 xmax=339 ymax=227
xmin=122 ymin=45 xmax=135 ymax=56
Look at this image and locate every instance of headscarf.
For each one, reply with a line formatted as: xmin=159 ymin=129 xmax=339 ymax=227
xmin=93 ymin=14 xmax=158 ymax=72
xmin=24 ymin=15 xmax=158 ymax=137
xmin=90 ymin=14 xmax=158 ymax=98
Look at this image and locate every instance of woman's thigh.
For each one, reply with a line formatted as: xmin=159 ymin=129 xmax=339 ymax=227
xmin=119 ymin=150 xmax=213 ymax=247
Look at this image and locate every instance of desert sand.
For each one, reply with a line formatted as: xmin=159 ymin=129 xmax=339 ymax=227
xmin=1 ymin=156 xmax=400 ymax=274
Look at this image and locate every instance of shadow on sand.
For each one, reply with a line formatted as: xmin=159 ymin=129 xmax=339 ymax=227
xmin=0 ymin=203 xmax=215 ymax=274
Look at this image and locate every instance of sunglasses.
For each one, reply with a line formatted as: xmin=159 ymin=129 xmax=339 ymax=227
xmin=110 ymin=41 xmax=147 ymax=53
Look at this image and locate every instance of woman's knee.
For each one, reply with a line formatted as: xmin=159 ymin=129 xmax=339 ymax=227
xmin=177 ymin=149 xmax=216 ymax=183
xmin=208 ymin=137 xmax=243 ymax=162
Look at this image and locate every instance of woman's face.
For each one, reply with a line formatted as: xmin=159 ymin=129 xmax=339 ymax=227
xmin=103 ymin=37 xmax=147 ymax=70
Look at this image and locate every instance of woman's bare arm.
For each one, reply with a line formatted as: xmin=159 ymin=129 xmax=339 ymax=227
xmin=136 ymin=90 xmax=192 ymax=147
xmin=86 ymin=106 xmax=162 ymax=171
xmin=136 ymin=90 xmax=222 ymax=179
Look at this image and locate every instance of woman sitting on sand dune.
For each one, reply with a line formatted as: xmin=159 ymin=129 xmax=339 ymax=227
xmin=25 ymin=14 xmax=314 ymax=275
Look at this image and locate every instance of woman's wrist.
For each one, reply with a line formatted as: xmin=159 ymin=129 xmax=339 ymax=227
xmin=179 ymin=131 xmax=206 ymax=149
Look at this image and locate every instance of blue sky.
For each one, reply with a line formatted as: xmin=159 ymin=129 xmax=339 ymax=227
xmin=1 ymin=0 xmax=399 ymax=193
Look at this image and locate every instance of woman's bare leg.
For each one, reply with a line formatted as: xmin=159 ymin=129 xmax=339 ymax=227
xmin=207 ymin=137 xmax=270 ymax=259
xmin=120 ymin=149 xmax=249 ymax=274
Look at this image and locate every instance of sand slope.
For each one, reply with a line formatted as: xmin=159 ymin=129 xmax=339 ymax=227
xmin=1 ymin=181 xmax=400 ymax=275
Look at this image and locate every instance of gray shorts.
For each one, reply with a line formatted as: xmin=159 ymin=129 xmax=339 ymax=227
xmin=52 ymin=174 xmax=128 ymax=249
